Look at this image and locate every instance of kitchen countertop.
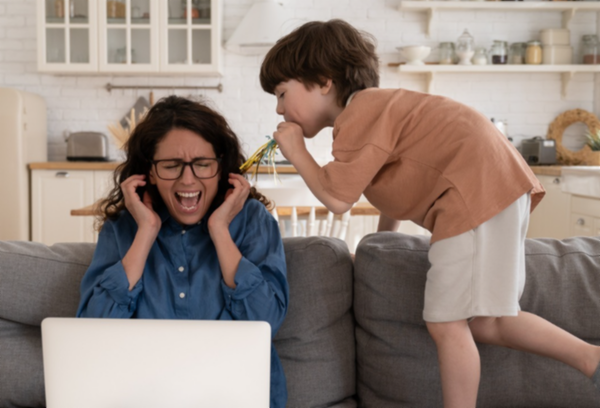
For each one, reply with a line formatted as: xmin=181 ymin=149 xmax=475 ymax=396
xmin=529 ymin=165 xmax=563 ymax=177
xmin=28 ymin=162 xmax=299 ymax=174
xmin=31 ymin=162 xmax=566 ymax=176
xmin=44 ymin=161 xmax=562 ymax=218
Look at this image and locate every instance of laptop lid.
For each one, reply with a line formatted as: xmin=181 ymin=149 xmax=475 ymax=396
xmin=41 ymin=318 xmax=271 ymax=408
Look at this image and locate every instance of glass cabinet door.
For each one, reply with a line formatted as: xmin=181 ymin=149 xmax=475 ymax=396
xmin=37 ymin=0 xmax=97 ymax=72
xmin=99 ymin=0 xmax=159 ymax=72
xmin=160 ymin=0 xmax=220 ymax=74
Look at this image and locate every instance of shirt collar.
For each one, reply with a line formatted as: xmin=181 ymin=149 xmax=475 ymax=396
xmin=346 ymin=91 xmax=359 ymax=107
xmin=156 ymin=203 xmax=206 ymax=231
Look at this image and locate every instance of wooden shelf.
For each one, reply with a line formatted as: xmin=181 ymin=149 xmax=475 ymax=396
xmin=397 ymin=1 xmax=600 ymax=35
xmin=392 ymin=64 xmax=600 ymax=97
xmin=394 ymin=64 xmax=600 ymax=73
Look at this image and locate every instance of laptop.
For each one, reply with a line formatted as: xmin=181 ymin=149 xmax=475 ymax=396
xmin=41 ymin=318 xmax=271 ymax=408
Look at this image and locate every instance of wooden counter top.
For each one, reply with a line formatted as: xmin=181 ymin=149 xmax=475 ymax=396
xmin=529 ymin=165 xmax=563 ymax=177
xmin=29 ymin=161 xmax=121 ymax=170
xmin=29 ymin=162 xmax=299 ymax=174
xmin=71 ymin=201 xmax=379 ymax=217
xmin=31 ymin=162 xmax=565 ymax=177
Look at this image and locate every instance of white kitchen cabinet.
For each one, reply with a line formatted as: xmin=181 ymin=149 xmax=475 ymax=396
xmin=98 ymin=0 xmax=160 ymax=72
xmin=31 ymin=169 xmax=113 ymax=245
xmin=38 ymin=0 xmax=221 ymax=74
xmin=37 ymin=0 xmax=99 ymax=73
xmin=527 ymin=175 xmax=571 ymax=239
xmin=569 ymin=195 xmax=600 ymax=238
xmin=159 ymin=0 xmax=221 ymax=74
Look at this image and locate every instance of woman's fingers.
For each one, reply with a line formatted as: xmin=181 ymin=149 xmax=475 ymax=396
xmin=142 ymin=190 xmax=153 ymax=209
xmin=121 ymin=175 xmax=149 ymax=212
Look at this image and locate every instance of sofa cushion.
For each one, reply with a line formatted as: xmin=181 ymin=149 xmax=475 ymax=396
xmin=0 ymin=241 xmax=95 ymax=408
xmin=354 ymin=232 xmax=600 ymax=408
xmin=275 ymin=237 xmax=357 ymax=408
xmin=0 ymin=237 xmax=356 ymax=408
xmin=0 ymin=241 xmax=96 ymax=326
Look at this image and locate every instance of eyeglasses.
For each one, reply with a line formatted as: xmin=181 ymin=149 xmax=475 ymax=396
xmin=151 ymin=157 xmax=221 ymax=180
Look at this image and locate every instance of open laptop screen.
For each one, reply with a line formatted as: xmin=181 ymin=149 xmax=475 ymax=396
xmin=42 ymin=318 xmax=271 ymax=408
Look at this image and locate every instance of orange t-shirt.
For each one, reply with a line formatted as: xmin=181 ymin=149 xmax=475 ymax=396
xmin=318 ymin=88 xmax=545 ymax=243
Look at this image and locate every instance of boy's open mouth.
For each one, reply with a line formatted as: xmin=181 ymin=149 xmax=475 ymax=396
xmin=175 ymin=191 xmax=201 ymax=212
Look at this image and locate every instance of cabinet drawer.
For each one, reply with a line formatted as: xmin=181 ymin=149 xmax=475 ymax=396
xmin=571 ymin=195 xmax=600 ymax=218
xmin=31 ymin=170 xmax=95 ymax=245
xmin=569 ymin=213 xmax=595 ymax=237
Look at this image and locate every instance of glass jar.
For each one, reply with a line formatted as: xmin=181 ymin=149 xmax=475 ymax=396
xmin=525 ymin=40 xmax=542 ymax=65
xmin=439 ymin=42 xmax=456 ymax=65
xmin=456 ymin=29 xmax=475 ymax=65
xmin=107 ymin=0 xmax=125 ymax=18
xmin=509 ymin=42 xmax=527 ymax=64
xmin=55 ymin=0 xmax=64 ymax=18
xmin=582 ymin=35 xmax=600 ymax=65
xmin=490 ymin=40 xmax=508 ymax=64
xmin=472 ymin=47 xmax=488 ymax=65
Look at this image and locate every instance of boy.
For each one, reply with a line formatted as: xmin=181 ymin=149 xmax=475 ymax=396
xmin=260 ymin=19 xmax=600 ymax=407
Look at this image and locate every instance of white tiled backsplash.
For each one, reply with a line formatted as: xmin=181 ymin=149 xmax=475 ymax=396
xmin=0 ymin=0 xmax=598 ymax=163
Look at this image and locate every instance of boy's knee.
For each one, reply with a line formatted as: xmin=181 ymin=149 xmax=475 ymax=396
xmin=426 ymin=320 xmax=470 ymax=344
xmin=469 ymin=316 xmax=501 ymax=344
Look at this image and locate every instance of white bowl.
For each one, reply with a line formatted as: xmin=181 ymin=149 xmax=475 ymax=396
xmin=397 ymin=45 xmax=431 ymax=65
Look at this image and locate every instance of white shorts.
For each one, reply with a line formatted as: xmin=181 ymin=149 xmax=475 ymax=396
xmin=423 ymin=193 xmax=531 ymax=323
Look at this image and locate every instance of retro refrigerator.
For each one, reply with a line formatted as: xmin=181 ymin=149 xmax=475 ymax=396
xmin=0 ymin=88 xmax=47 ymax=240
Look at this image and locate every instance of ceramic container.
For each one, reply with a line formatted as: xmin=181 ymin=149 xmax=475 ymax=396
xmin=542 ymin=45 xmax=572 ymax=64
xmin=540 ymin=28 xmax=570 ymax=46
xmin=397 ymin=46 xmax=431 ymax=65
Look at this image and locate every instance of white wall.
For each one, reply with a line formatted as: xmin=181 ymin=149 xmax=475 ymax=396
xmin=0 ymin=0 xmax=597 ymax=162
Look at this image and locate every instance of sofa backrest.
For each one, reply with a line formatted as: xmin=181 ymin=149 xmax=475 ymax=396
xmin=0 ymin=237 xmax=356 ymax=408
xmin=354 ymin=232 xmax=600 ymax=408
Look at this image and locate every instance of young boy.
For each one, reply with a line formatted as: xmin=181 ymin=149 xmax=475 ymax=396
xmin=260 ymin=19 xmax=600 ymax=408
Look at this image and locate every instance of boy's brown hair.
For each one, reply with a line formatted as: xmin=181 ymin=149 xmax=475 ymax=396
xmin=260 ymin=19 xmax=379 ymax=107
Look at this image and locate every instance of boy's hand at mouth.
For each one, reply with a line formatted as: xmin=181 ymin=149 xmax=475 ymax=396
xmin=273 ymin=121 xmax=307 ymax=164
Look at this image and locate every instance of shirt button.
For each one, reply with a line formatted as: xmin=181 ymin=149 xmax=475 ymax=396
xmin=181 ymin=230 xmax=186 ymax=235
xmin=179 ymin=292 xmax=185 ymax=299
xmin=178 ymin=266 xmax=184 ymax=272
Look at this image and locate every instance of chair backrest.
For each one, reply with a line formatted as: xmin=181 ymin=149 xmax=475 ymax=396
xmin=271 ymin=206 xmax=351 ymax=239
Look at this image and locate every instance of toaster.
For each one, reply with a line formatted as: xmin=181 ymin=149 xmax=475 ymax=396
xmin=520 ymin=136 xmax=556 ymax=165
xmin=66 ymin=132 xmax=109 ymax=161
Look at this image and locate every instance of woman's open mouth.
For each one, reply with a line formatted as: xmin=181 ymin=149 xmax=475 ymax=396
xmin=175 ymin=191 xmax=202 ymax=213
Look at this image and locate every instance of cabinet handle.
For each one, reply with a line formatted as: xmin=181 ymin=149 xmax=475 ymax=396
xmin=576 ymin=218 xmax=585 ymax=226
xmin=552 ymin=178 xmax=560 ymax=185
xmin=55 ymin=171 xmax=70 ymax=178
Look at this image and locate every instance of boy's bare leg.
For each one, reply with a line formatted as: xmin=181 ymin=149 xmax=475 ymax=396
xmin=469 ymin=311 xmax=600 ymax=378
xmin=426 ymin=320 xmax=480 ymax=408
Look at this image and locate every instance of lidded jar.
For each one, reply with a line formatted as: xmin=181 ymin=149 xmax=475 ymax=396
xmin=525 ymin=40 xmax=542 ymax=65
xmin=490 ymin=40 xmax=508 ymax=64
xmin=439 ymin=42 xmax=456 ymax=65
xmin=509 ymin=42 xmax=527 ymax=64
xmin=456 ymin=29 xmax=475 ymax=65
xmin=582 ymin=35 xmax=600 ymax=65
xmin=472 ymin=47 xmax=488 ymax=65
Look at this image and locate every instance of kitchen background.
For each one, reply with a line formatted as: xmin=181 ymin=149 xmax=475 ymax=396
xmin=1 ymin=0 xmax=598 ymax=163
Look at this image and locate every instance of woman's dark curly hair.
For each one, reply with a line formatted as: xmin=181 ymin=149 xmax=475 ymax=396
xmin=96 ymin=95 xmax=272 ymax=231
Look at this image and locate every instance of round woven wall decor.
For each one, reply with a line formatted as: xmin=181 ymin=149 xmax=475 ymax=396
xmin=546 ymin=109 xmax=600 ymax=165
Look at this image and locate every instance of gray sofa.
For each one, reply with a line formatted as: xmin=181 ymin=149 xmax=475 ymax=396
xmin=1 ymin=233 xmax=599 ymax=407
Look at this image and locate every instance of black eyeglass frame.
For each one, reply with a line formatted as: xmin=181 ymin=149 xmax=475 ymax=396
xmin=150 ymin=157 xmax=222 ymax=180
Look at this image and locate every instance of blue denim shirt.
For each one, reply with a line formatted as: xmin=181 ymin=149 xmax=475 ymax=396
xmin=77 ymin=199 xmax=289 ymax=407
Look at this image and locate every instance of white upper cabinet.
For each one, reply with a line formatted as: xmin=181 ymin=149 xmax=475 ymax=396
xmin=37 ymin=0 xmax=98 ymax=72
xmin=98 ymin=0 xmax=160 ymax=73
xmin=160 ymin=0 xmax=221 ymax=74
xmin=37 ymin=0 xmax=221 ymax=75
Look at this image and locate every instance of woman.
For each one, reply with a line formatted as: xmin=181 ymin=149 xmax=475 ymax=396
xmin=77 ymin=96 xmax=289 ymax=407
